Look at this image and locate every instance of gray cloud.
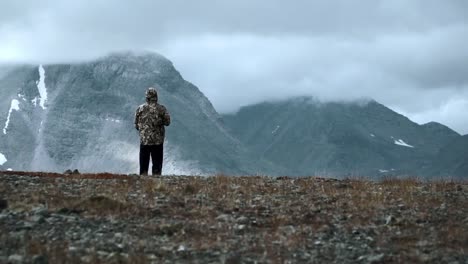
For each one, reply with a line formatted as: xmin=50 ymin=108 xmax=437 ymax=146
xmin=1 ymin=0 xmax=468 ymax=133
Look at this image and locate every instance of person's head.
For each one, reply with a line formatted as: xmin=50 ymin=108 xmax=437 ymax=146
xmin=146 ymin=87 xmax=158 ymax=103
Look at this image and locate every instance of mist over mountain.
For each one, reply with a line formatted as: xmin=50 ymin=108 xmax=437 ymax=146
xmin=0 ymin=51 xmax=276 ymax=175
xmin=0 ymin=51 xmax=466 ymax=177
xmin=222 ymin=97 xmax=465 ymax=177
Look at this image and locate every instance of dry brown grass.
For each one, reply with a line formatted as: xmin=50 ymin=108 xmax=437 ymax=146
xmin=1 ymin=171 xmax=467 ymax=263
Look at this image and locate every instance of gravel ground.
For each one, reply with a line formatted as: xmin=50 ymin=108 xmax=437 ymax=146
xmin=0 ymin=172 xmax=467 ymax=263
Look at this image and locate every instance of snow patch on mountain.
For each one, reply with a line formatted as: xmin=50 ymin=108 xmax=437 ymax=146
xmin=272 ymin=125 xmax=280 ymax=134
xmin=394 ymin=139 xmax=414 ymax=148
xmin=0 ymin=152 xmax=7 ymax=165
xmin=31 ymin=97 xmax=38 ymax=107
xmin=105 ymin=118 xmax=121 ymax=123
xmin=36 ymin=65 xmax=48 ymax=109
xmin=3 ymin=99 xmax=20 ymax=134
xmin=379 ymin=168 xmax=396 ymax=173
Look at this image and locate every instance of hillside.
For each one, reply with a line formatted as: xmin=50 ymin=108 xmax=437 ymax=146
xmin=1 ymin=51 xmax=465 ymax=178
xmin=426 ymin=135 xmax=468 ymax=178
xmin=222 ymin=98 xmax=461 ymax=177
xmin=0 ymin=52 xmax=276 ymax=175
xmin=0 ymin=172 xmax=467 ymax=263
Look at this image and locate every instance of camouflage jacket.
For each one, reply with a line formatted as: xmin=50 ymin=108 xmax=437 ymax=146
xmin=134 ymin=102 xmax=171 ymax=145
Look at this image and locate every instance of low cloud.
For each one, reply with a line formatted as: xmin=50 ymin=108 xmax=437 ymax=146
xmin=1 ymin=0 xmax=467 ymax=133
xmin=161 ymin=30 xmax=468 ymax=134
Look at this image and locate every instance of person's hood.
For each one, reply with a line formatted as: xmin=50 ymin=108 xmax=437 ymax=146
xmin=146 ymin=87 xmax=158 ymax=103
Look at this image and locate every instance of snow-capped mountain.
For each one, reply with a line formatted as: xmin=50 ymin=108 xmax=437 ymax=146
xmin=222 ymin=97 xmax=465 ymax=177
xmin=0 ymin=52 xmax=275 ymax=175
xmin=0 ymin=51 xmax=466 ymax=177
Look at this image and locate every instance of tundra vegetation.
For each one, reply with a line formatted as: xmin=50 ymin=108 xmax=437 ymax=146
xmin=0 ymin=171 xmax=467 ymax=263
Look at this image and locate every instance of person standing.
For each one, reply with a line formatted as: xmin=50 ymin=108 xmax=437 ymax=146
xmin=134 ymin=87 xmax=171 ymax=176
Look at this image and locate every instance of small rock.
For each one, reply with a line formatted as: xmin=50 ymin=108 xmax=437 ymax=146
xmin=68 ymin=246 xmax=78 ymax=252
xmin=8 ymin=254 xmax=24 ymax=263
xmin=57 ymin=208 xmax=81 ymax=215
xmin=279 ymin=225 xmax=296 ymax=235
xmin=235 ymin=224 xmax=246 ymax=230
xmin=359 ymin=253 xmax=384 ymax=263
xmin=32 ymin=206 xmax=49 ymax=217
xmin=80 ymin=256 xmax=92 ymax=263
xmin=29 ymin=215 xmax=45 ymax=224
xmin=418 ymin=254 xmax=433 ymax=262
xmin=32 ymin=255 xmax=48 ymax=264
xmin=236 ymin=216 xmax=249 ymax=224
xmin=177 ymin=245 xmax=186 ymax=252
xmin=22 ymin=222 xmax=34 ymax=229
xmin=417 ymin=240 xmax=430 ymax=247
xmin=367 ymin=253 xmax=385 ymax=263
xmin=385 ymin=215 xmax=396 ymax=225
xmin=64 ymin=169 xmax=73 ymax=174
xmin=72 ymin=169 xmax=80 ymax=174
xmin=0 ymin=213 xmax=8 ymax=220
xmin=106 ymin=253 xmax=117 ymax=260
xmin=0 ymin=199 xmax=7 ymax=211
xmin=161 ymin=246 xmax=172 ymax=251
xmin=216 ymin=214 xmax=233 ymax=222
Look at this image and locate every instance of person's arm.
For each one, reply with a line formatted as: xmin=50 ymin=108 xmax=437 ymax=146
xmin=134 ymin=107 xmax=141 ymax=130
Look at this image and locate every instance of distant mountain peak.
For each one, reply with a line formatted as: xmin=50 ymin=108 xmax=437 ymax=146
xmin=100 ymin=50 xmax=167 ymax=61
xmin=90 ymin=51 xmax=173 ymax=73
xmin=222 ymin=96 xmax=463 ymax=177
xmin=422 ymin=121 xmax=460 ymax=136
xmin=0 ymin=52 xmax=264 ymax=175
xmin=245 ymin=96 xmax=378 ymax=110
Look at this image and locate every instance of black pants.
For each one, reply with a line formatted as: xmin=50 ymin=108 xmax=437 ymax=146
xmin=139 ymin=144 xmax=164 ymax=175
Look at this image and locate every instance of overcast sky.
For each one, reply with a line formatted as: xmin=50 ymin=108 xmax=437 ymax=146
xmin=1 ymin=0 xmax=468 ymax=134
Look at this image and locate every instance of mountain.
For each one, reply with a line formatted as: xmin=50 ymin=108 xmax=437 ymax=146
xmin=425 ymin=135 xmax=468 ymax=178
xmin=222 ymin=97 xmax=462 ymax=177
xmin=0 ymin=51 xmax=276 ymax=175
xmin=0 ymin=52 xmax=465 ymax=177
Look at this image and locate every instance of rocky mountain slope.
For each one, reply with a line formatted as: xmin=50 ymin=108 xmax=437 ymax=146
xmin=222 ymin=97 xmax=463 ymax=177
xmin=0 ymin=52 xmax=275 ymax=175
xmin=0 ymin=51 xmax=465 ymax=177
xmin=425 ymin=135 xmax=468 ymax=177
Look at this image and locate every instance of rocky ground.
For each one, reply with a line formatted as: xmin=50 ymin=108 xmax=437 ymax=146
xmin=0 ymin=171 xmax=467 ymax=264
